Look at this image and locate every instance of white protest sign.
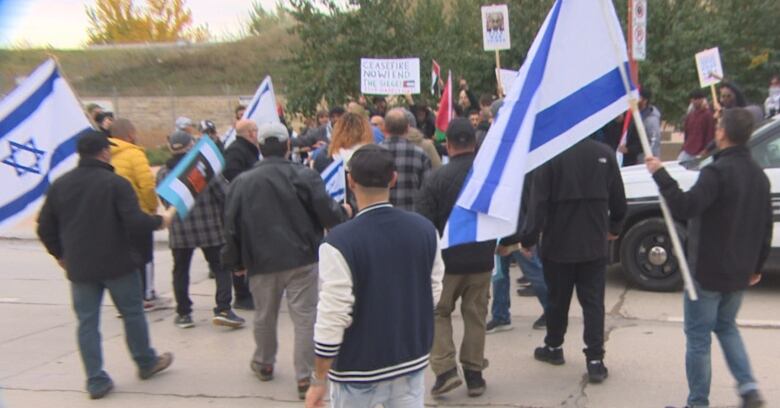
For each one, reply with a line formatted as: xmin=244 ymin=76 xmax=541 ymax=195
xmin=631 ymin=0 xmax=647 ymax=61
xmin=695 ymin=47 xmax=724 ymax=88
xmin=360 ymin=58 xmax=421 ymax=95
xmin=496 ymin=68 xmax=518 ymax=94
xmin=481 ymin=4 xmax=510 ymax=51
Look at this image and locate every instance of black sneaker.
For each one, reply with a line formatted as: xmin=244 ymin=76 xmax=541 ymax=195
xmin=431 ymin=367 xmax=462 ymax=397
xmin=174 ymin=314 xmax=194 ymax=329
xmin=516 ymin=276 xmax=531 ymax=286
xmin=233 ymin=298 xmax=255 ymax=310
xmin=297 ymin=378 xmax=310 ymax=400
xmin=463 ymin=369 xmax=486 ymax=397
xmin=741 ymin=390 xmax=765 ymax=408
xmin=532 ymin=314 xmax=546 ymax=330
xmin=534 ymin=345 xmax=565 ymax=365
xmin=213 ymin=310 xmax=245 ymax=328
xmin=587 ymin=360 xmax=609 ymax=383
xmin=516 ymin=286 xmax=535 ymax=297
xmin=88 ymin=380 xmax=114 ymax=400
xmin=486 ymin=319 xmax=513 ymax=334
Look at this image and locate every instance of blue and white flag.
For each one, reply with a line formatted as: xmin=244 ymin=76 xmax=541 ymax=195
xmin=156 ymin=137 xmax=225 ymax=219
xmin=443 ymin=0 xmax=637 ymax=248
xmin=223 ymin=76 xmax=280 ymax=148
xmin=0 ymin=59 xmax=91 ymax=232
xmin=321 ymin=157 xmax=346 ymax=202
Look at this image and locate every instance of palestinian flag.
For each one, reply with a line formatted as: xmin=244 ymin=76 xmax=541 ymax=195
xmin=434 ymin=71 xmax=453 ymax=143
xmin=431 ymin=59 xmax=441 ymax=96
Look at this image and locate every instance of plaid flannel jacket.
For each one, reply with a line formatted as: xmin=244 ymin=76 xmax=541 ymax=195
xmin=156 ymin=165 xmax=227 ymax=249
xmin=381 ymin=136 xmax=432 ymax=211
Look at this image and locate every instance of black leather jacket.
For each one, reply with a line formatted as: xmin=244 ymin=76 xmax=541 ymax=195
xmin=222 ymin=156 xmax=348 ymax=275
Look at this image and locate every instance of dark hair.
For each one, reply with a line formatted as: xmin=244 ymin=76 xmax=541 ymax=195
xmin=348 ymin=145 xmax=395 ymax=188
xmin=258 ymin=138 xmax=288 ymax=157
xmin=639 ymin=87 xmax=652 ymax=101
xmin=689 ymin=89 xmax=706 ymax=99
xmin=384 ymin=110 xmax=409 ymax=136
xmin=329 ymin=106 xmax=346 ymax=119
xmin=720 ymin=82 xmax=747 ymax=107
xmin=719 ymin=108 xmax=754 ymax=145
xmin=479 ymin=93 xmax=494 ymax=108
xmin=372 ymin=96 xmax=386 ymax=104
xmin=235 ymin=105 xmax=246 ymax=115
xmin=467 ymin=108 xmax=480 ymax=117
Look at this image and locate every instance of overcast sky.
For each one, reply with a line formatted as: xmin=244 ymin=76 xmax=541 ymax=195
xmin=0 ymin=0 xmax=279 ymax=49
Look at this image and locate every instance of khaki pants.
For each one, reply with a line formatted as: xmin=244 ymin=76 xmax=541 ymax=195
xmin=430 ymin=271 xmax=491 ymax=375
xmin=248 ymin=264 xmax=317 ymax=381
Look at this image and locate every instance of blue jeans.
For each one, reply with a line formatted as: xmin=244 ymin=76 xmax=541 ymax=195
xmin=71 ymin=272 xmax=157 ymax=394
xmin=330 ymin=369 xmax=424 ymax=408
xmin=491 ymin=248 xmax=548 ymax=323
xmin=684 ymin=285 xmax=757 ymax=407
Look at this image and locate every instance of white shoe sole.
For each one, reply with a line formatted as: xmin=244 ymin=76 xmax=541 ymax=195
xmin=212 ymin=317 xmax=244 ymax=328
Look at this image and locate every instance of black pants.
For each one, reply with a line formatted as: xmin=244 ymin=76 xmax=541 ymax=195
xmin=542 ymin=258 xmax=606 ymax=361
xmin=171 ymin=246 xmax=232 ymax=316
xmin=233 ymin=272 xmax=253 ymax=304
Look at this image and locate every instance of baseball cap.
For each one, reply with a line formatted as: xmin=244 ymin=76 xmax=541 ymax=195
xmin=168 ymin=130 xmax=194 ymax=153
xmin=77 ymin=129 xmax=115 ymax=156
xmin=348 ymin=145 xmax=395 ymax=188
xmin=175 ymin=116 xmax=194 ymax=131
xmin=257 ymin=123 xmax=289 ymax=145
xmin=446 ymin=118 xmax=476 ymax=145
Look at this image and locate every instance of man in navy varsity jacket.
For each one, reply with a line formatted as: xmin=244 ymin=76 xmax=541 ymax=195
xmin=305 ymin=144 xmax=444 ymax=408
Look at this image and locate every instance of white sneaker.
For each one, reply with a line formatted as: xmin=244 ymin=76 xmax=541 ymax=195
xmin=144 ymin=296 xmax=173 ymax=312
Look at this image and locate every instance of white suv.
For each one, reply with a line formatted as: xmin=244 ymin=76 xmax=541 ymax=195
xmin=615 ymin=116 xmax=780 ymax=291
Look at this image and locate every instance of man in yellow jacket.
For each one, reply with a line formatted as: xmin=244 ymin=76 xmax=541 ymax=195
xmin=109 ymin=118 xmax=168 ymax=311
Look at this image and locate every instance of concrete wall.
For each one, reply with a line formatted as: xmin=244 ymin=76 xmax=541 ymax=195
xmin=84 ymin=95 xmax=243 ymax=148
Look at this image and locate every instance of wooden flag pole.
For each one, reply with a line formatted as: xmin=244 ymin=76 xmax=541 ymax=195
xmin=495 ymin=49 xmax=504 ymax=97
xmin=599 ymin=0 xmax=698 ymax=300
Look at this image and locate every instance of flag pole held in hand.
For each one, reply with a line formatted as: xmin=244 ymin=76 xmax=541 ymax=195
xmin=599 ymin=0 xmax=697 ymax=300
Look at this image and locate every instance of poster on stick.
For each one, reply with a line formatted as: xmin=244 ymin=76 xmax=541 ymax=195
xmin=360 ymin=58 xmax=421 ymax=95
xmin=695 ymin=47 xmax=724 ymax=88
xmin=631 ymin=0 xmax=647 ymax=61
xmin=481 ymin=4 xmax=511 ymax=51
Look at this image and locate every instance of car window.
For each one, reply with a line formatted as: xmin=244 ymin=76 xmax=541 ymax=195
xmin=750 ymin=125 xmax=780 ymax=168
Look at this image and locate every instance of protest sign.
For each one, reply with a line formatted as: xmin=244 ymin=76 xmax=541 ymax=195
xmin=156 ymin=137 xmax=224 ymax=219
xmin=481 ymin=4 xmax=511 ymax=51
xmin=496 ymin=68 xmax=519 ymax=95
xmin=631 ymin=0 xmax=647 ymax=61
xmin=360 ymin=58 xmax=421 ymax=95
xmin=695 ymin=47 xmax=724 ymax=88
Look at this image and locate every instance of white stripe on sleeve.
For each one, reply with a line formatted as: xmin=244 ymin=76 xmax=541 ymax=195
xmin=314 ymin=243 xmax=355 ymax=358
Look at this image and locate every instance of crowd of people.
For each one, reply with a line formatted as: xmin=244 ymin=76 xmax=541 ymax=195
xmin=32 ymin=74 xmax=778 ymax=408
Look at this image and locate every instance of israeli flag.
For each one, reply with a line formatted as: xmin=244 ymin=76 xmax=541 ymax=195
xmin=443 ymin=0 xmax=636 ymax=248
xmin=321 ymin=158 xmax=346 ymax=202
xmin=223 ymin=76 xmax=280 ymax=148
xmin=0 ymin=60 xmax=91 ymax=232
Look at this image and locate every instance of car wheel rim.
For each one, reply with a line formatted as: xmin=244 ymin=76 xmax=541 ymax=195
xmin=635 ymin=233 xmax=677 ymax=279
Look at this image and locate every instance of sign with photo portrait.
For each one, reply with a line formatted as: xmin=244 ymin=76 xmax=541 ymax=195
xmin=481 ymin=4 xmax=511 ymax=51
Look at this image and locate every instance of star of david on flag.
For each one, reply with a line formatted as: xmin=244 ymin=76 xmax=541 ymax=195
xmin=2 ymin=138 xmax=46 ymax=176
xmin=0 ymin=59 xmax=91 ymax=232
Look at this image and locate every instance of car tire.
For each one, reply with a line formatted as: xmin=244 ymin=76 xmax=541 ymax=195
xmin=620 ymin=217 xmax=685 ymax=292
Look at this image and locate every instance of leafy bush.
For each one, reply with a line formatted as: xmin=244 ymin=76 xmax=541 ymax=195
xmin=146 ymin=145 xmax=171 ymax=167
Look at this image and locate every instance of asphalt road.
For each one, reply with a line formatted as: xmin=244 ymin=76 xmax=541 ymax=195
xmin=2 ymin=239 xmax=779 ymax=408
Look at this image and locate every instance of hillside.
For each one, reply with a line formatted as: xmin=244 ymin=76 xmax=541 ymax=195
xmin=0 ymin=28 xmax=297 ymax=97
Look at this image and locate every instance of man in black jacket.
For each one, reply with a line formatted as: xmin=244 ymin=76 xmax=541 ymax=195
xmin=221 ymin=119 xmax=259 ymax=309
xmin=646 ymin=108 xmax=770 ymax=408
xmin=37 ymin=130 xmax=175 ymax=399
xmin=222 ymin=123 xmax=350 ymax=400
xmin=416 ymin=118 xmax=495 ymax=398
xmin=521 ymin=136 xmax=626 ymax=384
